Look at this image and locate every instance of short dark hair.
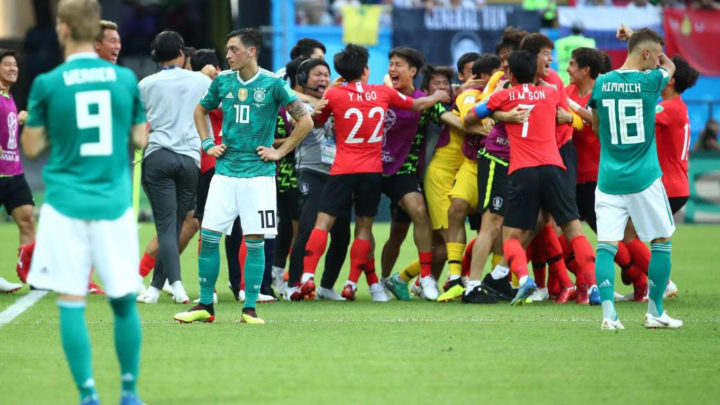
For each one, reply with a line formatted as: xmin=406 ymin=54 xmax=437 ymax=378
xmin=151 ymin=30 xmax=184 ymax=63
xmin=420 ymin=65 xmax=454 ymax=92
xmin=286 ymin=58 xmax=330 ymax=88
xmin=598 ymin=50 xmax=612 ymax=74
xmin=508 ymin=51 xmax=537 ymax=84
xmin=519 ymin=33 xmax=554 ymax=56
xmin=389 ymin=46 xmax=424 ymax=77
xmin=334 ymin=44 xmax=369 ymax=81
xmin=495 ymin=26 xmax=529 ymax=54
xmin=227 ymin=28 xmax=262 ymax=56
xmin=627 ymin=28 xmax=664 ymax=53
xmin=0 ymin=48 xmax=16 ymax=63
xmin=472 ymin=53 xmax=501 ymax=77
xmin=456 ymin=52 xmax=480 ymax=74
xmin=571 ymin=47 xmax=603 ymax=79
xmin=671 ymin=54 xmax=700 ymax=94
xmin=183 ymin=46 xmax=196 ymax=59
xmin=190 ymin=48 xmax=220 ymax=71
xmin=290 ymin=38 xmax=326 ymax=60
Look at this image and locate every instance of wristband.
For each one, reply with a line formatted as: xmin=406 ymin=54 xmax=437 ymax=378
xmin=202 ymin=138 xmax=215 ymax=153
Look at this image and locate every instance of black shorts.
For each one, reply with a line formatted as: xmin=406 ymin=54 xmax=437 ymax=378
xmin=0 ymin=174 xmax=34 ymax=214
xmin=504 ymin=165 xmax=579 ymax=230
xmin=559 ymin=141 xmax=578 ymax=201
xmin=319 ymin=173 xmax=382 ymax=218
xmin=381 ymin=173 xmax=423 ymax=205
xmin=193 ymin=168 xmax=215 ymax=220
xmin=476 ymin=150 xmax=509 ymax=217
xmin=277 ymin=185 xmax=300 ymax=221
xmin=668 ymin=196 xmax=689 ymax=215
xmin=576 ymin=181 xmax=597 ymax=232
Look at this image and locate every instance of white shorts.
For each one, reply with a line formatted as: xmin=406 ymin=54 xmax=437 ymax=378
xmin=27 ymin=204 xmax=141 ymax=298
xmin=202 ymin=175 xmax=278 ymax=236
xmin=595 ymin=178 xmax=675 ymax=242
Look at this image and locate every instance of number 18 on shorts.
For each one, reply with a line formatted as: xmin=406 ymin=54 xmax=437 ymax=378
xmin=202 ymin=175 xmax=278 ymax=236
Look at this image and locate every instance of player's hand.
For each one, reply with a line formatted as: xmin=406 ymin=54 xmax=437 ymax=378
xmin=432 ymin=89 xmax=451 ymax=103
xmin=17 ymin=110 xmax=28 ymax=126
xmin=312 ymin=99 xmax=328 ymax=118
xmin=494 ymin=79 xmax=509 ymax=93
xmin=617 ymin=23 xmax=633 ymax=42
xmin=329 ymin=77 xmax=346 ymax=88
xmin=505 ymin=106 xmax=529 ymax=123
xmin=482 ymin=118 xmax=495 ymax=133
xmin=201 ymin=64 xmax=218 ymax=79
xmin=459 ymin=78 xmax=484 ymax=92
xmin=556 ymin=107 xmax=573 ymax=124
xmin=257 ymin=146 xmax=282 ymax=162
xmin=207 ymin=143 xmax=226 ymax=157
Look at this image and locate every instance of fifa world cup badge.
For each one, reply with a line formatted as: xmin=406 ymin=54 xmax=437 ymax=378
xmin=238 ymin=88 xmax=248 ymax=101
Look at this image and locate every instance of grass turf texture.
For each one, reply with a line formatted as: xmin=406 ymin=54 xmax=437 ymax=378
xmin=1 ymin=222 xmax=719 ymax=405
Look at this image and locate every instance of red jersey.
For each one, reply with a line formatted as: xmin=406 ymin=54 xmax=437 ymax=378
xmin=316 ymin=82 xmax=414 ymax=175
xmin=486 ymin=83 xmax=565 ymax=174
xmin=565 ymin=84 xmax=599 ymax=184
xmin=200 ymin=109 xmax=224 ymax=174
xmin=541 ymin=69 xmax=573 ymax=147
xmin=655 ymin=96 xmax=690 ymax=197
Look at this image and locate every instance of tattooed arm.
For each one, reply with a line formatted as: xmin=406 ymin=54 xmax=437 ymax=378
xmin=257 ymin=99 xmax=313 ymax=162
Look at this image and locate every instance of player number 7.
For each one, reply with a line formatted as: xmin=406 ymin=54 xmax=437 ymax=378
xmin=517 ymin=104 xmax=535 ymax=138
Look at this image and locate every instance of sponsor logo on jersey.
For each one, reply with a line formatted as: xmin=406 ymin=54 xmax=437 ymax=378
xmin=299 ymin=181 xmax=310 ymax=195
xmin=238 ymin=88 xmax=248 ymax=101
xmin=253 ymin=88 xmax=266 ymax=103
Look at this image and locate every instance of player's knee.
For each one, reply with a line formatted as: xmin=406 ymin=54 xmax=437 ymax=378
xmin=448 ymin=200 xmax=468 ymax=222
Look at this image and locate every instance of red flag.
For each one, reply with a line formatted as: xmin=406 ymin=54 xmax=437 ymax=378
xmin=663 ymin=10 xmax=720 ymax=76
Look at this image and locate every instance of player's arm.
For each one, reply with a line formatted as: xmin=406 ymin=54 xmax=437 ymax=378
xmin=568 ymin=97 xmax=593 ymax=123
xmin=658 ymin=52 xmax=676 ymax=78
xmin=439 ymin=111 xmax=464 ymax=132
xmin=195 ymin=104 xmax=226 ymax=157
xmin=131 ymin=123 xmax=148 ymax=149
xmin=258 ymin=99 xmax=313 ymax=162
xmin=556 ymin=106 xmax=573 ymax=124
xmin=20 ymin=126 xmax=47 ymax=159
xmin=411 ymin=90 xmax=450 ymax=112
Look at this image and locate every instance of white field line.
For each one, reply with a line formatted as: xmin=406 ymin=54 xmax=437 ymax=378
xmin=0 ymin=290 xmax=48 ymax=328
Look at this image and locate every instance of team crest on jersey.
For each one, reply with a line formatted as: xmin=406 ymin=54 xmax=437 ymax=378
xmin=253 ymin=88 xmax=266 ymax=103
xmin=492 ymin=196 xmax=503 ymax=211
xmin=238 ymin=88 xmax=248 ymax=101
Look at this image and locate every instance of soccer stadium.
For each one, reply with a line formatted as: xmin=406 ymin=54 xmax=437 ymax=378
xmin=1 ymin=0 xmax=719 ymax=404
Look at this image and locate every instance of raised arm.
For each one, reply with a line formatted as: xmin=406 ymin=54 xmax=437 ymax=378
xmin=411 ymin=90 xmax=450 ymax=112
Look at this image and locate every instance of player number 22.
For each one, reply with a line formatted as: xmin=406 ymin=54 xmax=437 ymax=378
xmin=76 ymin=90 xmax=112 ymax=156
xmin=234 ymin=104 xmax=250 ymax=124
xmin=601 ymin=99 xmax=645 ymax=145
xmin=344 ymin=106 xmax=385 ymax=144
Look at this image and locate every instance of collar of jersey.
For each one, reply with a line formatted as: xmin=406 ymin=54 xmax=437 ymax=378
xmin=616 ymin=68 xmax=639 ymax=73
xmin=66 ymin=52 xmax=99 ymax=62
xmin=237 ymin=69 xmax=260 ymax=86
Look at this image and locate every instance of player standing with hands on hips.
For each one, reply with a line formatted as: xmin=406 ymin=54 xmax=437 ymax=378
xmin=174 ymin=28 xmax=312 ymax=325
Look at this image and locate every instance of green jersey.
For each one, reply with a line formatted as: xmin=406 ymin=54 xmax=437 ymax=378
xmin=200 ymin=68 xmax=297 ymax=178
xmin=589 ymin=67 xmax=670 ymax=195
xmin=25 ymin=53 xmax=145 ymax=220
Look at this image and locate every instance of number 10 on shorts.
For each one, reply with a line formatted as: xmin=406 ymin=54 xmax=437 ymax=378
xmin=258 ymin=210 xmax=275 ymax=228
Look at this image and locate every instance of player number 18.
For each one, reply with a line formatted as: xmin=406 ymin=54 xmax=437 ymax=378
xmin=601 ymin=99 xmax=645 ymax=145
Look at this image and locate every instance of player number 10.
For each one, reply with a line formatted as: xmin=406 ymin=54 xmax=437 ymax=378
xmin=234 ymin=104 xmax=250 ymax=124
xmin=258 ymin=210 xmax=275 ymax=228
xmin=601 ymin=99 xmax=645 ymax=145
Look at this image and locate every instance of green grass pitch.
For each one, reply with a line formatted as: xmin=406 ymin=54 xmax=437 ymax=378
xmin=1 ymin=221 xmax=719 ymax=405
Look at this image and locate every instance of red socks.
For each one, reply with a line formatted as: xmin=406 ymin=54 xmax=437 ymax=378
xmin=348 ymin=238 xmax=371 ymax=284
xmin=503 ymin=238 xmax=528 ymax=279
xmin=570 ymin=235 xmax=596 ymax=286
xmin=541 ymin=227 xmax=573 ymax=289
xmin=528 ymin=237 xmax=547 ymax=288
xmin=626 ymin=238 xmax=650 ymax=274
xmin=419 ymin=251 xmax=433 ymax=278
xmin=303 ymin=228 xmax=328 ymax=276
xmin=460 ymin=238 xmax=476 ymax=278
xmin=365 ymin=258 xmax=379 ymax=286
xmin=618 ymin=241 xmax=646 ymax=287
xmin=138 ymin=253 xmax=156 ymax=278
xmin=239 ymin=237 xmax=247 ymax=290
